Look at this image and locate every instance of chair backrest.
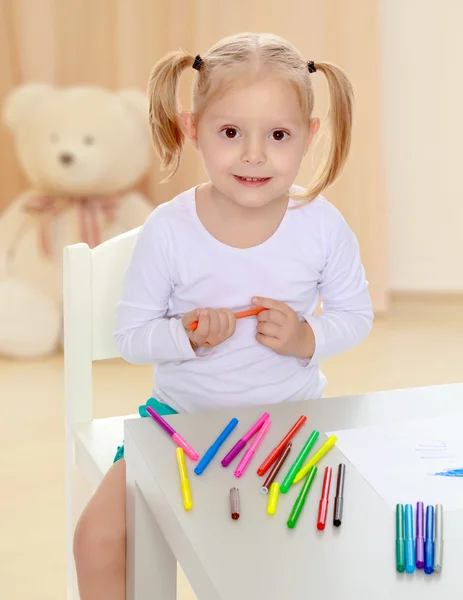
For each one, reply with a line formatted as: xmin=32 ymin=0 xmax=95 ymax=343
xmin=63 ymin=227 xmax=140 ymax=425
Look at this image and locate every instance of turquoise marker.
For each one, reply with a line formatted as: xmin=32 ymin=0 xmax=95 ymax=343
xmin=405 ymin=504 xmax=415 ymax=573
xmin=194 ymin=418 xmax=238 ymax=475
xmin=396 ymin=504 xmax=405 ymax=573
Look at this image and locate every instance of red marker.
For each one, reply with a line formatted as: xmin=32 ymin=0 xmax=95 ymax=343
xmin=317 ymin=466 xmax=333 ymax=531
xmin=257 ymin=415 xmax=307 ymax=476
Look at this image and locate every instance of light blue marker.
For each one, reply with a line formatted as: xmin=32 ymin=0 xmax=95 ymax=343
xmin=405 ymin=504 xmax=416 ymax=573
xmin=194 ymin=418 xmax=239 ymax=475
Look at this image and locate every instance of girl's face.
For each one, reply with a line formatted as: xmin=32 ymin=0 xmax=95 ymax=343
xmin=183 ymin=75 xmax=319 ymax=209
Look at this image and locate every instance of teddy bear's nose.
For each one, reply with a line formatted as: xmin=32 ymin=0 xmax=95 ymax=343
xmin=59 ymin=152 xmax=75 ymax=166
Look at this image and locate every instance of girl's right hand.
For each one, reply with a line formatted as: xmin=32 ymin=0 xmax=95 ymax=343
xmin=182 ymin=308 xmax=236 ymax=348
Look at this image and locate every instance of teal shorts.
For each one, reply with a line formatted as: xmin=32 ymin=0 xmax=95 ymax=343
xmin=113 ymin=397 xmax=178 ymax=463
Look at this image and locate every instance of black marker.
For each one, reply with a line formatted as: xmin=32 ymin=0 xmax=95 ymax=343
xmin=333 ymin=463 xmax=346 ymax=527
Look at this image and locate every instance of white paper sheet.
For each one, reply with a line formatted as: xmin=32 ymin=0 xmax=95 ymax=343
xmin=328 ymin=415 xmax=463 ymax=512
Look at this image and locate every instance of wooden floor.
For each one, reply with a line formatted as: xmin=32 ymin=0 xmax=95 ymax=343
xmin=1 ymin=297 xmax=462 ymax=599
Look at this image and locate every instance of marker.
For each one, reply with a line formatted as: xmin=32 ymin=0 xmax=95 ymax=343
xmin=194 ymin=418 xmax=238 ymax=475
xmin=260 ymin=442 xmax=292 ymax=494
xmin=176 ymin=448 xmax=192 ymax=510
xmin=221 ymin=412 xmax=270 ymax=467
xmin=434 ymin=504 xmax=443 ymax=573
xmin=333 ymin=463 xmax=346 ymax=527
xmin=424 ymin=505 xmax=435 ymax=575
xmin=280 ymin=430 xmax=319 ymax=493
xmin=293 ymin=435 xmax=337 ymax=484
xmin=405 ymin=504 xmax=415 ymax=573
xmin=189 ymin=307 xmax=267 ymax=331
xmin=230 ymin=487 xmax=240 ymax=520
xmin=146 ymin=406 xmax=199 ymax=460
xmin=416 ymin=501 xmax=425 ymax=569
xmin=287 ymin=466 xmax=318 ymax=528
xmin=267 ymin=482 xmax=280 ymax=515
xmin=234 ymin=419 xmax=271 ymax=478
xmin=396 ymin=504 xmax=406 ymax=573
xmin=257 ymin=415 xmax=307 ymax=476
xmin=317 ymin=466 xmax=332 ymax=530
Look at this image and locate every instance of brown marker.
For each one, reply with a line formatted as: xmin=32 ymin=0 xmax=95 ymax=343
xmin=260 ymin=442 xmax=292 ymax=494
xmin=230 ymin=487 xmax=240 ymax=520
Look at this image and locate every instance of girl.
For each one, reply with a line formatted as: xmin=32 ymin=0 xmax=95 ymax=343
xmin=73 ymin=32 xmax=373 ymax=600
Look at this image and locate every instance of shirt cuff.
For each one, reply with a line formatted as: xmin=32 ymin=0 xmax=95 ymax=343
xmin=300 ymin=315 xmax=325 ymax=365
xmin=176 ymin=318 xmax=215 ymax=360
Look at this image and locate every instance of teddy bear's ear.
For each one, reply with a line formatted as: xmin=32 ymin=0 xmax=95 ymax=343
xmin=3 ymin=83 xmax=54 ymax=131
xmin=117 ymin=89 xmax=148 ymax=124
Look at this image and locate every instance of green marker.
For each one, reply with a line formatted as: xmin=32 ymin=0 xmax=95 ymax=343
xmin=280 ymin=430 xmax=319 ymax=493
xmin=396 ymin=504 xmax=406 ymax=573
xmin=287 ymin=466 xmax=318 ymax=528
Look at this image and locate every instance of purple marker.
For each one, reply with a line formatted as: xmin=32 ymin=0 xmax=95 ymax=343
xmin=221 ymin=412 xmax=270 ymax=467
xmin=416 ymin=501 xmax=425 ymax=569
xmin=146 ymin=406 xmax=199 ymax=461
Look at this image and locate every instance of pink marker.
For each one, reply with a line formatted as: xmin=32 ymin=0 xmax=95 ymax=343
xmin=234 ymin=418 xmax=272 ymax=478
xmin=146 ymin=406 xmax=199 ymax=461
xmin=221 ymin=412 xmax=270 ymax=467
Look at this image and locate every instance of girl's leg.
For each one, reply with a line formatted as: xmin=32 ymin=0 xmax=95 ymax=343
xmin=73 ymin=458 xmax=126 ymax=600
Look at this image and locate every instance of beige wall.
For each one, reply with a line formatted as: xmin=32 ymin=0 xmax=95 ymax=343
xmin=380 ymin=0 xmax=463 ymax=292
xmin=0 ymin=0 xmax=387 ymax=310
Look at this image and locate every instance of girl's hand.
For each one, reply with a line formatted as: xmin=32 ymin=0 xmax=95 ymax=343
xmin=182 ymin=308 xmax=236 ymax=348
xmin=252 ymin=297 xmax=315 ymax=359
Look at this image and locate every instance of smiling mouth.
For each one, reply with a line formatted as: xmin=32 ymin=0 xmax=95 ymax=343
xmin=234 ymin=175 xmax=271 ymax=182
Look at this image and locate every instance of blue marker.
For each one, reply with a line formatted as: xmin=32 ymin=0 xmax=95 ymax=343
xmin=424 ymin=505 xmax=435 ymax=575
xmin=194 ymin=418 xmax=239 ymax=475
xmin=404 ymin=504 xmax=415 ymax=573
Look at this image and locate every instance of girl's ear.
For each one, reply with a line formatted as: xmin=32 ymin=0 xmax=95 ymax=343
xmin=305 ymin=117 xmax=321 ymax=153
xmin=180 ymin=111 xmax=198 ymax=148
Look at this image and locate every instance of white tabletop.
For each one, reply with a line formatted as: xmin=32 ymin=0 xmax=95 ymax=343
xmin=125 ymin=383 xmax=463 ymax=600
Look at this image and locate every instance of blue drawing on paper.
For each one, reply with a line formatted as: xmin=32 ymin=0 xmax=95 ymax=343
xmin=432 ymin=467 xmax=463 ymax=478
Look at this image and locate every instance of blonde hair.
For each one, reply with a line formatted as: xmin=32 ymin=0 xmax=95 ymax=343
xmin=148 ymin=32 xmax=353 ymax=203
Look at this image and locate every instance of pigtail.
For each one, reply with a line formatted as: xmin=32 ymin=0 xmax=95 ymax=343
xmin=147 ymin=50 xmax=195 ymax=181
xmin=296 ymin=62 xmax=354 ymax=203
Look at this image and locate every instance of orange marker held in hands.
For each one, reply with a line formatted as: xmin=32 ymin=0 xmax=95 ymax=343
xmin=188 ymin=306 xmax=267 ymax=332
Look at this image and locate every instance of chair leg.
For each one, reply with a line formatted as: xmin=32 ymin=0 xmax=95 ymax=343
xmin=65 ymin=441 xmax=93 ymax=600
xmin=125 ymin=435 xmax=177 ymax=600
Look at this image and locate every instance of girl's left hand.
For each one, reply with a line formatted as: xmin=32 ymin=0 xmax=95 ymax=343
xmin=252 ymin=296 xmax=315 ymax=359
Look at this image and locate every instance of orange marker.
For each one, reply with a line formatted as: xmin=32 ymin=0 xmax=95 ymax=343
xmin=188 ymin=306 xmax=267 ymax=331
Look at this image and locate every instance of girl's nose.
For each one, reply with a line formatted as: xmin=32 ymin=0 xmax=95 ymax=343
xmin=241 ymin=139 xmax=266 ymax=165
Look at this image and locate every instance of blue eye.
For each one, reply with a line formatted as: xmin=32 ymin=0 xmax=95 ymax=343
xmin=221 ymin=127 xmax=241 ymax=139
xmin=270 ymin=130 xmax=289 ymax=141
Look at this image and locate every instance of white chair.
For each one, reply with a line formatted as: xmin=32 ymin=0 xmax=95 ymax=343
xmin=63 ymin=227 xmax=142 ymax=600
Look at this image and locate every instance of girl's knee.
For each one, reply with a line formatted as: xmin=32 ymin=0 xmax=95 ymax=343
xmin=73 ymin=508 xmax=125 ymax=573
xmin=73 ymin=461 xmax=126 ymax=573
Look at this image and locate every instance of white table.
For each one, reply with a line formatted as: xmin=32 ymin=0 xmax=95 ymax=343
xmin=124 ymin=383 xmax=463 ymax=600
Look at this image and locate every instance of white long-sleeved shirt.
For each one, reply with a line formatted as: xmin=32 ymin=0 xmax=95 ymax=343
xmin=114 ymin=185 xmax=373 ymax=413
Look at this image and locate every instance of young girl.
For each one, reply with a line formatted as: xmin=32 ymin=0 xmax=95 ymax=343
xmin=73 ymin=32 xmax=373 ymax=599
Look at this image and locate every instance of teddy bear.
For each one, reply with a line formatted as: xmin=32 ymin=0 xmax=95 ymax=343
xmin=0 ymin=84 xmax=154 ymax=359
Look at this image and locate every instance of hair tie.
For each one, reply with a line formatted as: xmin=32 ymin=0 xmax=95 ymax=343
xmin=308 ymin=61 xmax=317 ymax=74
xmin=192 ymin=55 xmax=203 ymax=71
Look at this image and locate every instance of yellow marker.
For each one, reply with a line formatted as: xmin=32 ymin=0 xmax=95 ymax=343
xmin=267 ymin=482 xmax=280 ymax=515
xmin=176 ymin=447 xmax=193 ymax=510
xmin=293 ymin=435 xmax=338 ymax=484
